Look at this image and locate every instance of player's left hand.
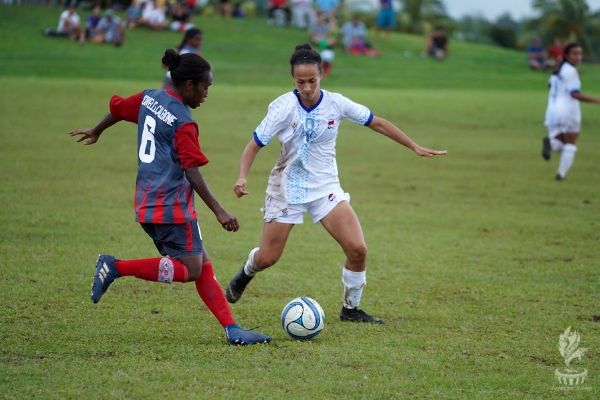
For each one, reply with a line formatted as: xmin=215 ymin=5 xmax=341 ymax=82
xmin=68 ymin=128 xmax=101 ymax=145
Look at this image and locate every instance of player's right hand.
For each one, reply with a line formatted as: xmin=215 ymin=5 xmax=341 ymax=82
xmin=233 ymin=178 xmax=249 ymax=198
xmin=414 ymin=145 xmax=448 ymax=157
xmin=216 ymin=210 xmax=239 ymax=232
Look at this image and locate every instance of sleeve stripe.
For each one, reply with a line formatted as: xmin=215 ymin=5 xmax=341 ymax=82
xmin=253 ymin=132 xmax=266 ymax=147
xmin=364 ymin=112 xmax=374 ymax=126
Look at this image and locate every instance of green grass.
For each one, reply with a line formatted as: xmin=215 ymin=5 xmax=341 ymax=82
xmin=1 ymin=5 xmax=600 ymax=399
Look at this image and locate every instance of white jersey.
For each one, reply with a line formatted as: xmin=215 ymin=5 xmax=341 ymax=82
xmin=57 ymin=10 xmax=80 ymax=32
xmin=254 ymin=89 xmax=373 ymax=204
xmin=544 ymin=62 xmax=581 ymax=131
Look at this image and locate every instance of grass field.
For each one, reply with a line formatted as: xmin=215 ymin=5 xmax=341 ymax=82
xmin=1 ymin=5 xmax=600 ymax=399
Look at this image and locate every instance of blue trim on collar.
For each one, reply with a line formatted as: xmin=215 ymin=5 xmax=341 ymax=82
xmin=253 ymin=132 xmax=265 ymax=147
xmin=294 ymin=89 xmax=324 ymax=112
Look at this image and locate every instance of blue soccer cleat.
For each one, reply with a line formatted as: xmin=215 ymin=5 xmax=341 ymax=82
xmin=225 ymin=324 xmax=271 ymax=346
xmin=91 ymin=254 xmax=119 ymax=304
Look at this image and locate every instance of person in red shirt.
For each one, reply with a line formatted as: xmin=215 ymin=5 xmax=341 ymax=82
xmin=267 ymin=0 xmax=290 ymax=26
xmin=68 ymin=49 xmax=271 ymax=346
xmin=548 ymin=37 xmax=564 ymax=68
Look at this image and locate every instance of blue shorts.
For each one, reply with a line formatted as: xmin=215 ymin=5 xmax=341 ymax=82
xmin=377 ymin=9 xmax=395 ymax=29
xmin=141 ymin=220 xmax=203 ymax=259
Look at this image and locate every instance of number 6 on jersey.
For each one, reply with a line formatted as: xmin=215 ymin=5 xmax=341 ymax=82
xmin=139 ymin=115 xmax=156 ymax=163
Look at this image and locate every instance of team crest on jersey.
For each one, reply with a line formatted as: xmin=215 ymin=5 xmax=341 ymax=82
xmin=281 ymin=208 xmax=288 ymax=217
xmin=327 ymin=120 xmax=335 ymax=129
xmin=291 ymin=121 xmax=298 ymax=129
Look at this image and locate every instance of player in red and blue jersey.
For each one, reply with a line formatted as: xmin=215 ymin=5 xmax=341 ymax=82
xmin=68 ymin=49 xmax=270 ymax=346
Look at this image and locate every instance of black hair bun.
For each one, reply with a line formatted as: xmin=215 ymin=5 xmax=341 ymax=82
xmin=295 ymin=43 xmax=313 ymax=51
xmin=162 ymin=49 xmax=181 ymax=71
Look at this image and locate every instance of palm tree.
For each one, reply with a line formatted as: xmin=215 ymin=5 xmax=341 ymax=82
xmin=531 ymin=0 xmax=600 ymax=56
xmin=400 ymin=0 xmax=448 ymax=34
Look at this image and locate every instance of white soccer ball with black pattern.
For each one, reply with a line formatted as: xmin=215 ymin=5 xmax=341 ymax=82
xmin=281 ymin=296 xmax=325 ymax=340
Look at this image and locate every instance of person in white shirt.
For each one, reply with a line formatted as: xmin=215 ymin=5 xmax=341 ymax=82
xmin=290 ymin=0 xmax=316 ymax=29
xmin=225 ymin=43 xmax=447 ymax=323
xmin=140 ymin=0 xmax=168 ymax=30
xmin=57 ymin=2 xmax=82 ymax=41
xmin=542 ymin=43 xmax=600 ymax=180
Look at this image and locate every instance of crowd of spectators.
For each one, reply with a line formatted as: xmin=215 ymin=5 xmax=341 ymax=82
xmin=43 ymin=0 xmax=202 ymax=46
xmin=41 ymin=0 xmax=454 ymax=77
xmin=527 ymin=37 xmax=564 ymax=71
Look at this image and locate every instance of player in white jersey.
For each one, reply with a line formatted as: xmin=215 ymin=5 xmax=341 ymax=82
xmin=225 ymin=44 xmax=447 ymax=323
xmin=542 ymin=43 xmax=600 ymax=180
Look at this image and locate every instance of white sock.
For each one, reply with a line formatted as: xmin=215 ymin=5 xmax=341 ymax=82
xmin=550 ymin=138 xmax=563 ymax=152
xmin=557 ymin=144 xmax=577 ymax=178
xmin=342 ymin=268 xmax=366 ymax=309
xmin=243 ymin=247 xmax=261 ymax=277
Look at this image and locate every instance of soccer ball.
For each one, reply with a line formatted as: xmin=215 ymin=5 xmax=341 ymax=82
xmin=281 ymin=296 xmax=325 ymax=340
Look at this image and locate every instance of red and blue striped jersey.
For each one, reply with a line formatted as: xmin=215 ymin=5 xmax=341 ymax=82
xmin=109 ymin=89 xmax=209 ymax=224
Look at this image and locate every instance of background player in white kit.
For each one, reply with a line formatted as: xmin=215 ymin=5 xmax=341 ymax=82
xmin=226 ymin=43 xmax=447 ymax=323
xmin=542 ymin=42 xmax=600 ymax=180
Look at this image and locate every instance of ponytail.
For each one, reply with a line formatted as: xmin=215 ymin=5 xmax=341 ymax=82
xmin=162 ymin=48 xmax=211 ymax=87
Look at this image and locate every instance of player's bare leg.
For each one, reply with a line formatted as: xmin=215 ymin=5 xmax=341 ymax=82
xmin=226 ymin=222 xmax=294 ymax=303
xmin=321 ymin=201 xmax=384 ymax=324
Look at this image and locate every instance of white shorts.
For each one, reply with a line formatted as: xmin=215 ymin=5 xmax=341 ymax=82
xmin=546 ymin=118 xmax=581 ymax=137
xmin=263 ymin=189 xmax=350 ymax=224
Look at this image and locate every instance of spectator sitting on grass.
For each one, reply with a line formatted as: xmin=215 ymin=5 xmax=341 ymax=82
xmin=548 ymin=37 xmax=564 ymax=68
xmin=527 ymin=37 xmax=548 ymax=71
xmin=169 ymin=1 xmax=195 ymax=32
xmin=267 ymin=0 xmax=290 ymax=26
xmin=91 ymin=9 xmax=125 ymax=47
xmin=44 ymin=1 xmax=83 ymax=42
xmin=84 ymin=6 xmax=102 ymax=43
xmin=126 ymin=0 xmax=146 ymax=29
xmin=314 ymin=0 xmax=339 ymax=21
xmin=310 ymin=12 xmax=337 ymax=48
xmin=422 ymin=25 xmax=448 ymax=60
xmin=341 ymin=15 xmax=379 ymax=57
xmin=140 ymin=0 xmax=168 ymax=30
xmin=218 ymin=0 xmax=234 ymax=17
xmin=290 ymin=0 xmax=316 ymax=29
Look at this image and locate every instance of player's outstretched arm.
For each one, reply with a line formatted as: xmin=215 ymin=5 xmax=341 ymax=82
xmin=186 ymin=167 xmax=239 ymax=232
xmin=68 ymin=113 xmax=118 ymax=145
xmin=233 ymin=139 xmax=262 ymax=198
xmin=572 ymin=92 xmax=600 ymax=105
xmin=368 ymin=116 xmax=447 ymax=157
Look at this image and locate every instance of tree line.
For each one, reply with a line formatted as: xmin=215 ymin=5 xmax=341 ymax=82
xmin=397 ymin=0 xmax=600 ymax=59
